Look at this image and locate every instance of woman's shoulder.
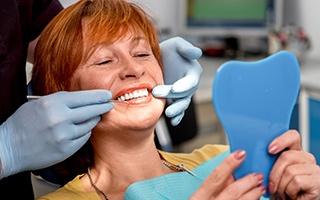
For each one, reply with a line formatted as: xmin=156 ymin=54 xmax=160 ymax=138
xmin=159 ymin=144 xmax=230 ymax=169
xmin=36 ymin=174 xmax=99 ymax=200
xmin=193 ymin=144 xmax=230 ymax=155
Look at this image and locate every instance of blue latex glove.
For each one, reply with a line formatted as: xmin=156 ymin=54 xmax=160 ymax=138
xmin=0 ymin=90 xmax=113 ymax=179
xmin=152 ymin=37 xmax=203 ymax=126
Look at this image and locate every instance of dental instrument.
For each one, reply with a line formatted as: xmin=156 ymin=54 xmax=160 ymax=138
xmin=27 ymin=95 xmax=119 ymax=102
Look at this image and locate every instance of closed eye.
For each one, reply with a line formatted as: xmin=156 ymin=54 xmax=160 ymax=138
xmin=97 ymin=60 xmax=112 ymax=65
xmin=136 ymin=53 xmax=150 ymax=58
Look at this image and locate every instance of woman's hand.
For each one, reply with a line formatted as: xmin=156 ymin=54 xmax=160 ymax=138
xmin=268 ymin=130 xmax=320 ymax=200
xmin=190 ymin=150 xmax=266 ymax=200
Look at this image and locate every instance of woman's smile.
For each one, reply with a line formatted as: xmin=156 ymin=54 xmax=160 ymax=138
xmin=113 ymin=83 xmax=154 ymax=105
xmin=116 ymin=88 xmax=148 ymax=101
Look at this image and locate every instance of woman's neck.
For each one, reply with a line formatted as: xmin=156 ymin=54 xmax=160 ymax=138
xmin=82 ymin=130 xmax=173 ymax=199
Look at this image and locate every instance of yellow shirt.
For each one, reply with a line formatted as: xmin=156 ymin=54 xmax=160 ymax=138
xmin=37 ymin=144 xmax=229 ymax=200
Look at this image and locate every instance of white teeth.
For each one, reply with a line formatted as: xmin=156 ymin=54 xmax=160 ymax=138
xmin=117 ymin=89 xmax=148 ymax=102
xmin=133 ymin=90 xmax=139 ymax=97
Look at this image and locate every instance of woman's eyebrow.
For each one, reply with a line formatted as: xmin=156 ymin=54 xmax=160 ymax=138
xmin=131 ymin=36 xmax=148 ymax=45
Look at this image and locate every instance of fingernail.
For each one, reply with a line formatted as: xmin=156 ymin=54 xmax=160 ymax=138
xmin=269 ymin=143 xmax=278 ymax=154
xmin=259 ymin=185 xmax=266 ymax=194
xmin=254 ymin=173 xmax=264 ymax=183
xmin=234 ymin=150 xmax=246 ymax=160
xmin=268 ymin=181 xmax=275 ymax=194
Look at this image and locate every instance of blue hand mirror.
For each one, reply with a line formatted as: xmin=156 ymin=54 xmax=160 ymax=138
xmin=212 ymin=51 xmax=300 ymax=197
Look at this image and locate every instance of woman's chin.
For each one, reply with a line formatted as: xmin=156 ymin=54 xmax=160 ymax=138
xmin=122 ymin=113 xmax=160 ymax=129
xmin=98 ymin=97 xmax=165 ymax=131
xmin=99 ymin=111 xmax=161 ymax=131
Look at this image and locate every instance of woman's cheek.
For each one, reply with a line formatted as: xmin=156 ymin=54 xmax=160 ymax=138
xmin=81 ymin=74 xmax=114 ymax=90
xmin=155 ymin=68 xmax=164 ymax=85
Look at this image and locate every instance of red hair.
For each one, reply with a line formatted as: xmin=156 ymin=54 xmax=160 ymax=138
xmin=31 ymin=0 xmax=162 ymax=185
xmin=31 ymin=0 xmax=161 ymax=95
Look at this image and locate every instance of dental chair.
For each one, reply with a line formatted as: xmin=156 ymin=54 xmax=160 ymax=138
xmin=155 ymin=97 xmax=198 ymax=151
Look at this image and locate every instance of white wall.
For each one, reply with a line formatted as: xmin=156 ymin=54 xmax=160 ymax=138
xmin=127 ymin=0 xmax=179 ymax=35
xmin=59 ymin=0 xmax=180 ymax=36
xmin=58 ymin=0 xmax=75 ymax=7
xmin=295 ymin=0 xmax=320 ymax=58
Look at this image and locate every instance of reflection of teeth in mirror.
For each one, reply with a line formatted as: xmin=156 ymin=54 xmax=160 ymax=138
xmin=117 ymin=89 xmax=148 ymax=102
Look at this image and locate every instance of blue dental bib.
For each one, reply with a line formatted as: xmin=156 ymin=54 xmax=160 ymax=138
xmin=124 ymin=151 xmax=269 ymax=200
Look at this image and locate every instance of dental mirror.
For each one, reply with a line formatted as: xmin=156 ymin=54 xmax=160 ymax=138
xmin=212 ymin=51 xmax=300 ymax=197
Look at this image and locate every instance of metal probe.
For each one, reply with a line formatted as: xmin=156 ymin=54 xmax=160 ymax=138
xmin=26 ymin=95 xmax=119 ymax=102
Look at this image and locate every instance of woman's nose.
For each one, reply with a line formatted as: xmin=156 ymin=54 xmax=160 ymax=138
xmin=119 ymin=58 xmax=145 ymax=79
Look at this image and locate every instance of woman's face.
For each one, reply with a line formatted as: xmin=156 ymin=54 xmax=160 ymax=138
xmin=70 ymin=32 xmax=165 ymax=133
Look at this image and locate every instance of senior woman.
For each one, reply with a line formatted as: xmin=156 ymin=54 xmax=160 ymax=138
xmin=31 ymin=0 xmax=320 ymax=199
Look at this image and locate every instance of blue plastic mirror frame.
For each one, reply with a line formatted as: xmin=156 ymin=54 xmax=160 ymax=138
xmin=212 ymin=51 xmax=300 ymax=197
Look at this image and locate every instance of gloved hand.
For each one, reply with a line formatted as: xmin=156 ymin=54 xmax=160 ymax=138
xmin=152 ymin=37 xmax=203 ymax=126
xmin=0 ymin=90 xmax=113 ymax=179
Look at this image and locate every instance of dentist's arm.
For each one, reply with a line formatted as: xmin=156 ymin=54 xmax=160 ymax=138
xmin=0 ymin=90 xmax=113 ymax=179
xmin=152 ymin=37 xmax=203 ymax=126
